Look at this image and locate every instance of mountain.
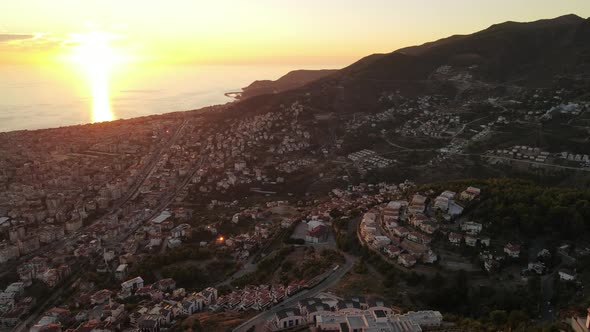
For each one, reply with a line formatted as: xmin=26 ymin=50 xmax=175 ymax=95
xmin=235 ymin=15 xmax=590 ymax=115
xmin=237 ymin=69 xmax=338 ymax=99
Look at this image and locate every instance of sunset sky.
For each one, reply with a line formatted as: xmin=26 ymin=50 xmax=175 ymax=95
xmin=2 ymin=0 xmax=590 ymax=65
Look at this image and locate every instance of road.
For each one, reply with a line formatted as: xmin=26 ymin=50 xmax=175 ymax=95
xmin=381 ymin=135 xmax=434 ymax=152
xmin=12 ymin=266 xmax=85 ymax=332
xmin=540 ymin=273 xmax=555 ymax=322
xmin=120 ymin=155 xmax=205 ymax=245
xmin=232 ymin=253 xmax=357 ymax=332
xmin=481 ymin=154 xmax=590 ymax=172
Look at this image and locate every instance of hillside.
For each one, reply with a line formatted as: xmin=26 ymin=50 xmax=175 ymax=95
xmin=238 ymin=69 xmax=338 ymax=99
xmin=209 ymin=14 xmax=590 ymax=189
xmin=261 ymin=14 xmax=590 ymax=115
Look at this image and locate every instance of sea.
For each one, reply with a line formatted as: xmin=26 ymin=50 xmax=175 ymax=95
xmin=0 ymin=63 xmax=342 ymax=133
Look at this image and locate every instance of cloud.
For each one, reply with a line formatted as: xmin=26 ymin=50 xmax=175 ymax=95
xmin=0 ymin=34 xmax=35 ymax=42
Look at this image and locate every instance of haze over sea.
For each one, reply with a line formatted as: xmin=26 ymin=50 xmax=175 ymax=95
xmin=0 ymin=63 xmax=341 ymax=133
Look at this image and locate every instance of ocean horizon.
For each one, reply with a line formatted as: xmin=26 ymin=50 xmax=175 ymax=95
xmin=0 ymin=63 xmax=343 ymax=133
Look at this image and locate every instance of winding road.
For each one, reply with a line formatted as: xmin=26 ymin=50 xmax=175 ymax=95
xmin=232 ymin=252 xmax=357 ymax=332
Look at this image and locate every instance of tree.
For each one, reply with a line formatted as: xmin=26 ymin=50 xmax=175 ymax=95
xmin=508 ymin=310 xmax=529 ymax=328
xmin=489 ymin=310 xmax=507 ymax=326
xmin=354 ymin=259 xmax=368 ymax=274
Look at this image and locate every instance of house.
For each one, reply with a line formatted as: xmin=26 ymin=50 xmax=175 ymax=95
xmin=409 ymin=213 xmax=428 ymax=228
xmin=372 ymin=236 xmax=391 ymax=248
xmin=30 ymin=316 xmax=60 ymax=332
xmin=400 ymin=240 xmax=429 ymax=257
xmin=305 ymin=219 xmax=328 ymax=243
xmin=181 ymin=298 xmax=199 ymax=316
xmin=273 ymin=308 xmax=305 ymax=331
xmin=304 ymin=302 xmax=332 ymax=323
xmin=419 ymin=221 xmax=438 ymax=235
xmin=504 ymin=243 xmax=521 ymax=258
xmin=448 ymin=232 xmax=463 ymax=246
xmin=400 ymin=310 xmax=443 ymax=328
xmin=406 ymin=231 xmax=431 ymax=245
xmin=0 ymin=292 xmax=16 ymax=307
xmin=90 ymin=289 xmax=112 ymax=305
xmin=408 ymin=194 xmax=427 ymax=214
xmin=422 ymin=250 xmax=438 ymax=264
xmin=336 ymin=299 xmax=364 ymax=314
xmin=465 ymin=235 xmax=477 ymax=247
xmin=121 ymin=277 xmax=144 ymax=293
xmin=559 ymin=269 xmax=576 ymax=281
xmin=156 ymin=278 xmax=176 ymax=292
xmin=170 ymin=224 xmax=191 ymax=239
xmin=384 ymin=245 xmax=401 ymax=259
xmin=528 ymin=262 xmax=547 ymax=275
xmin=448 ymin=201 xmax=464 ymax=216
xmin=398 ymin=253 xmax=417 ymax=268
xmin=434 ymin=191 xmax=455 ymax=211
xmin=461 ymin=221 xmax=483 ymax=235
xmin=4 ymin=282 xmax=24 ymax=298
xmin=198 ymin=287 xmax=218 ymax=305
xmin=460 ymin=186 xmax=481 ymax=201
xmin=138 ymin=314 xmax=160 ymax=332
xmin=392 ymin=227 xmax=409 ymax=238
xmin=367 ymin=298 xmax=392 ymax=315
xmin=362 ymin=213 xmax=377 ymax=223
xmin=114 ymin=264 xmax=128 ymax=281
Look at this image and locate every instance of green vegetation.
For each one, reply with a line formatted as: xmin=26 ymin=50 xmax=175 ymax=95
xmin=421 ymin=178 xmax=590 ymax=239
xmin=445 ymin=312 xmax=566 ymax=332
xmin=231 ymin=246 xmax=344 ymax=288
xmin=131 ymin=245 xmax=237 ymax=290
xmin=348 ymin=177 xmax=590 ymax=330
xmin=231 ymin=246 xmax=295 ymax=288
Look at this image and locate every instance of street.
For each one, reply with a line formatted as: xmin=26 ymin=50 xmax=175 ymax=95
xmin=232 ymin=252 xmax=357 ymax=332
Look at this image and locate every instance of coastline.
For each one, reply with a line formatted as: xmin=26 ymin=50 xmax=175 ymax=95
xmin=224 ymin=91 xmax=242 ymax=100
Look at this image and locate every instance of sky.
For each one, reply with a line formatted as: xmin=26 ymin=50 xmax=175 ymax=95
xmin=1 ymin=0 xmax=590 ymax=66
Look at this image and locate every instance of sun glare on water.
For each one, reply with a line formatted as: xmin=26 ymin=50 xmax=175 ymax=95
xmin=69 ymin=31 xmax=121 ymax=123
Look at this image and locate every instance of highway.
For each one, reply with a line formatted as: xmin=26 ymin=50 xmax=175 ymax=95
xmin=232 ymin=252 xmax=357 ymax=332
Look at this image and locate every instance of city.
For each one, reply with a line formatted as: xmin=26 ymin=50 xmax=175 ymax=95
xmin=1 ymin=3 xmax=590 ymax=332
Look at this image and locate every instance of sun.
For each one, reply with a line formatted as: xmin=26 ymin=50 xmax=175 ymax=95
xmin=69 ymin=31 xmax=122 ymax=123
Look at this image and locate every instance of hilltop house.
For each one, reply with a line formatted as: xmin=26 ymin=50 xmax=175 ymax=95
xmin=504 ymin=243 xmax=521 ymax=258
xmin=460 ymin=187 xmax=481 ymax=201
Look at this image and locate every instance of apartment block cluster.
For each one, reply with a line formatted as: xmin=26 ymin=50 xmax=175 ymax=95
xmin=346 ymin=94 xmax=452 ymax=135
xmin=487 ymin=145 xmax=552 ymax=163
xmin=348 ymin=150 xmax=394 ymax=174
xmin=0 ymin=282 xmax=36 ymax=328
xmin=0 ymin=118 xmax=186 ymax=263
xmin=267 ymin=294 xmax=443 ymax=332
xmin=215 ymin=281 xmax=307 ymax=312
xmin=27 ymin=276 xmax=218 ymax=332
xmin=310 ymin=182 xmax=417 ymax=227
xmin=188 ymin=102 xmax=318 ymax=194
xmin=398 ymin=111 xmax=462 ymax=138
xmin=559 ymin=151 xmax=590 ymax=167
xmin=360 ymin=186 xmax=482 ymax=268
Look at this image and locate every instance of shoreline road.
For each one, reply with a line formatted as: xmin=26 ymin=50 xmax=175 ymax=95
xmin=232 ymin=252 xmax=357 ymax=332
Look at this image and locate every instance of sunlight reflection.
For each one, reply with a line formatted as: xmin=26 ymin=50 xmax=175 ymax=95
xmin=70 ymin=31 xmax=116 ymax=122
